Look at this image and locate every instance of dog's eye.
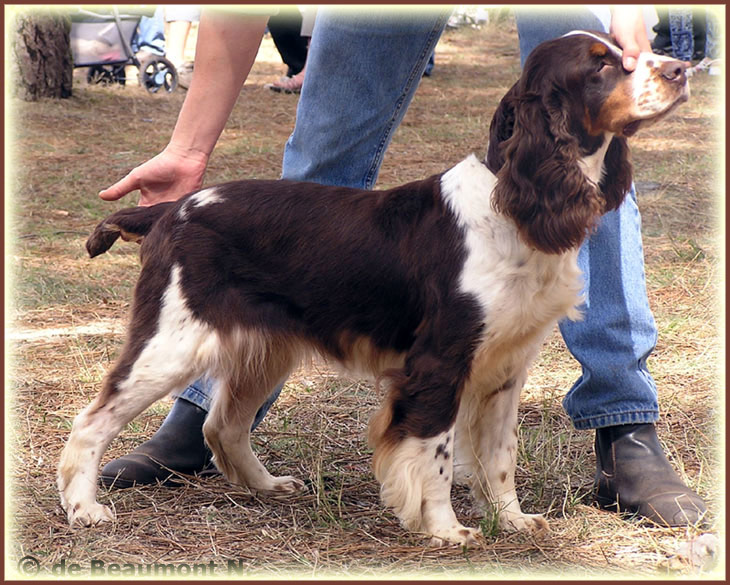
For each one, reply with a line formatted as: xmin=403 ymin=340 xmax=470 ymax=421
xmin=596 ymin=59 xmax=617 ymax=73
xmin=588 ymin=64 xmax=608 ymax=84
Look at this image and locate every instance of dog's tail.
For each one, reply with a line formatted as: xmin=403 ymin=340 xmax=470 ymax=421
xmin=86 ymin=202 xmax=175 ymax=258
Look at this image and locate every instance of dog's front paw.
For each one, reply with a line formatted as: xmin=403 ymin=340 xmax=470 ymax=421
xmin=499 ymin=512 xmax=549 ymax=535
xmin=269 ymin=475 xmax=305 ymax=494
xmin=428 ymin=524 xmax=481 ymax=548
xmin=67 ymin=502 xmax=115 ymax=529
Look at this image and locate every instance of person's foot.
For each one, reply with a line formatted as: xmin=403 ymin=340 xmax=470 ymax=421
xmin=100 ymin=398 xmax=215 ymax=489
xmin=594 ymin=423 xmax=707 ymax=526
xmin=264 ymin=69 xmax=305 ymax=94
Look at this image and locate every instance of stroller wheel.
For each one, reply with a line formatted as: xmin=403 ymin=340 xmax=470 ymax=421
xmin=138 ymin=56 xmax=178 ymax=94
xmin=87 ymin=65 xmax=126 ymax=86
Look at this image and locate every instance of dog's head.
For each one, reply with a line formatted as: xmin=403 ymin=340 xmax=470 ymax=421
xmin=486 ymin=31 xmax=689 ymax=254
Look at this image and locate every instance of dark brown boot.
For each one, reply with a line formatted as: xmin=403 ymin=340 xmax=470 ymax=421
xmin=594 ymin=423 xmax=706 ymax=526
xmin=101 ymin=398 xmax=215 ymax=489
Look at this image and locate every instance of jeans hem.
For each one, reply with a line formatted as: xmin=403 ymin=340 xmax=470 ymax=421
xmin=571 ymin=411 xmax=659 ymax=430
xmin=174 ymin=383 xmax=212 ymax=412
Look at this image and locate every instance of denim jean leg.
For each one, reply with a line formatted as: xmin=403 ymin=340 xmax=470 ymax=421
xmin=282 ymin=7 xmax=450 ymax=188
xmin=176 ymin=377 xmax=284 ymax=431
xmin=558 ymin=189 xmax=659 ymax=429
xmin=668 ymin=9 xmax=694 ymax=61
xmin=516 ymin=9 xmax=660 ymax=429
xmin=133 ymin=6 xmax=166 ymax=55
xmin=176 ymin=377 xmax=214 ymax=411
xmin=514 ymin=7 xmax=609 ymax=65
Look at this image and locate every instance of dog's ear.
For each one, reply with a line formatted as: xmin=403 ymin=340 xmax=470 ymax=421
xmin=600 ymin=136 xmax=632 ymax=212
xmin=491 ymin=90 xmax=604 ymax=255
xmin=485 ymin=82 xmax=518 ymax=174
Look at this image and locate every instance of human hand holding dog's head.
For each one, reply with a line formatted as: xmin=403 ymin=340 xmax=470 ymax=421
xmin=609 ymin=5 xmax=653 ymax=72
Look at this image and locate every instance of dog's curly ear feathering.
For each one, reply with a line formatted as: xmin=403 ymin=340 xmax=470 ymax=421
xmin=58 ymin=31 xmax=688 ymax=547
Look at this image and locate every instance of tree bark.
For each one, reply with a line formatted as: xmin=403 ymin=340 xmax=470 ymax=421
xmin=10 ymin=12 xmax=73 ymax=101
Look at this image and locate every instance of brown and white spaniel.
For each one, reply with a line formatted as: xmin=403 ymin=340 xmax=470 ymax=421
xmin=58 ymin=31 xmax=688 ymax=546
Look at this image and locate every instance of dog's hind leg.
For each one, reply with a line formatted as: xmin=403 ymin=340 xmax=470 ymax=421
xmin=57 ymin=264 xmax=217 ymax=527
xmin=203 ymin=332 xmax=305 ymax=494
xmin=57 ymin=373 xmax=188 ymax=528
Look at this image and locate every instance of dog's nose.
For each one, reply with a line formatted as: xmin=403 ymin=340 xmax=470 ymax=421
xmin=660 ymin=60 xmax=687 ymax=82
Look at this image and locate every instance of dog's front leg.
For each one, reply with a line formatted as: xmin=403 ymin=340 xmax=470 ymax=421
xmin=415 ymin=429 xmax=482 ymax=548
xmin=456 ymin=372 xmax=548 ymax=535
xmin=370 ymin=421 xmax=479 ymax=547
xmin=368 ymin=346 xmax=481 ymax=547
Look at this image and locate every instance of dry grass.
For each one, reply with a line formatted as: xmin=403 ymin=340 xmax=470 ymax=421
xmin=6 ymin=13 xmax=725 ymax=580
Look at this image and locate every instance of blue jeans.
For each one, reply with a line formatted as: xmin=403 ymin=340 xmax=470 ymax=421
xmin=668 ymin=9 xmax=694 ymax=62
xmin=283 ymin=9 xmax=451 ymax=188
xmin=134 ymin=7 xmax=166 ymax=56
xmin=134 ymin=5 xmax=202 ymax=57
xmin=179 ymin=6 xmax=659 ymax=431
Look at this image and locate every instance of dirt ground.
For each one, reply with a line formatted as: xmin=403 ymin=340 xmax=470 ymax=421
xmin=6 ymin=11 xmax=725 ymax=580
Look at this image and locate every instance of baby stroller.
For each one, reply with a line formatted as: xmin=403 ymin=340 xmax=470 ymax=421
xmin=70 ymin=6 xmax=178 ymax=93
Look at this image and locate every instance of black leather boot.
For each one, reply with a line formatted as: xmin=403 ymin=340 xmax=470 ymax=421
xmin=101 ymin=398 xmax=215 ymax=489
xmin=594 ymin=423 xmax=707 ymax=526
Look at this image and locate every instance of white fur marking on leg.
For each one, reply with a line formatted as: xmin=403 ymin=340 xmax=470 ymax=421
xmin=122 ymin=264 xmax=220 ymax=395
xmin=374 ymin=429 xmax=480 ymax=546
xmin=58 ymin=404 xmax=118 ymax=527
xmin=454 ymin=373 xmax=548 ymax=535
xmin=58 ymin=264 xmax=219 ymax=527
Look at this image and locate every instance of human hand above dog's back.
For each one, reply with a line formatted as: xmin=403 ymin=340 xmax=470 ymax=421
xmin=98 ymin=144 xmax=208 ymax=207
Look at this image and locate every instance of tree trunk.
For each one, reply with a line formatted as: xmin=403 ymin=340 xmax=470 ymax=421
xmin=10 ymin=12 xmax=73 ymax=101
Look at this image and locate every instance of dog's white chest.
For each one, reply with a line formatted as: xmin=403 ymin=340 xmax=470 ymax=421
xmin=462 ymin=228 xmax=582 ymax=338
xmin=440 ymin=156 xmax=583 ymax=348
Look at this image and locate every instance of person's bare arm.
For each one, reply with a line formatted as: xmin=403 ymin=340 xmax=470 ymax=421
xmin=99 ymin=11 xmax=269 ymax=206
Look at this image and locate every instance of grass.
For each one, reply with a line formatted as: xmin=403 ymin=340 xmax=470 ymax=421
xmin=6 ymin=12 xmax=725 ymax=580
